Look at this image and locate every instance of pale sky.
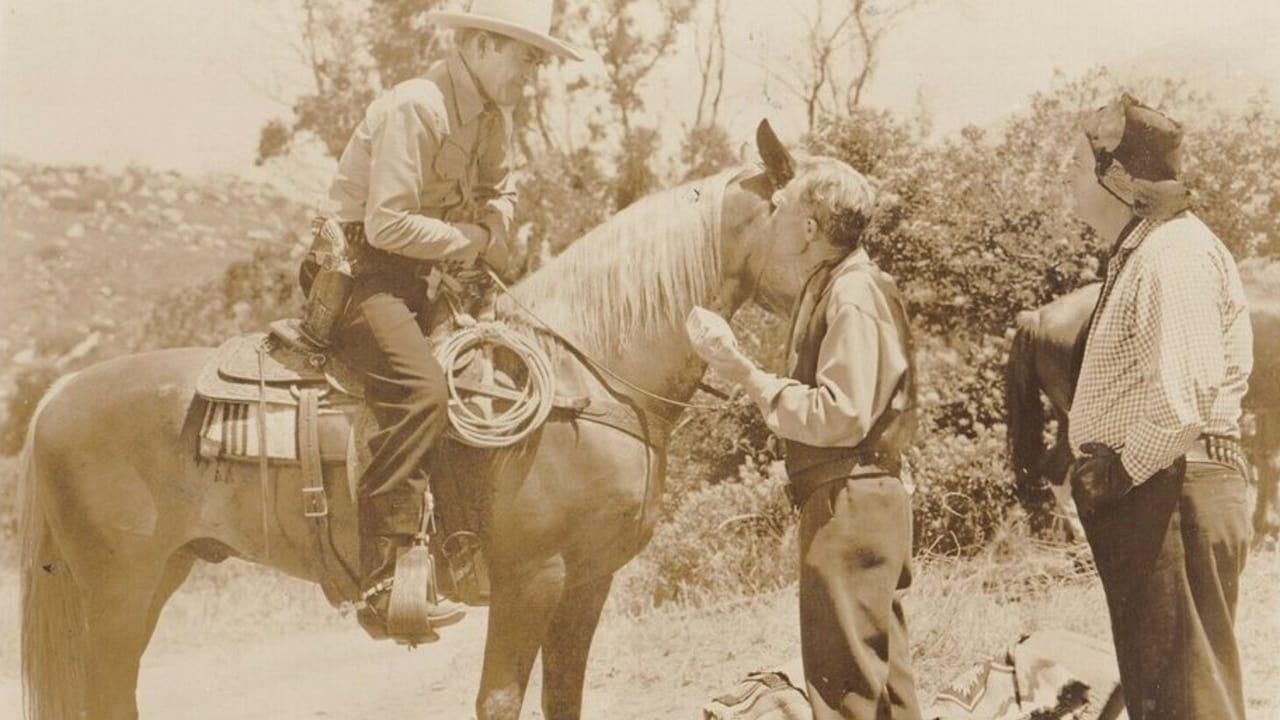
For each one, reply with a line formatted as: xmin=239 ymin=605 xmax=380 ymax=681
xmin=2 ymin=0 xmax=1277 ymax=178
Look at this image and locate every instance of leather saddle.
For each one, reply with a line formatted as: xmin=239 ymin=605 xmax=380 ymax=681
xmin=195 ymin=328 xmax=365 ymax=407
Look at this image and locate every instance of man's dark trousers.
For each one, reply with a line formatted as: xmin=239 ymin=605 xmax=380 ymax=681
xmin=799 ymin=474 xmax=922 ymax=720
xmin=336 ymin=270 xmax=450 ymax=536
xmin=1078 ymin=460 xmax=1251 ymax=720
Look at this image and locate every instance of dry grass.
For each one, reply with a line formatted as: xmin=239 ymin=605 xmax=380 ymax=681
xmin=1 ymin=541 xmax=1276 ymax=718
xmin=594 ymin=540 xmax=1279 ymax=718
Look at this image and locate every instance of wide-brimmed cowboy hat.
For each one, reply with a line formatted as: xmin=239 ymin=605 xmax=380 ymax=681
xmin=428 ymin=0 xmax=584 ymax=62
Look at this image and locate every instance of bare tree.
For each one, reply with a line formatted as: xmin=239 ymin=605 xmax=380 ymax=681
xmin=757 ymin=0 xmax=931 ymax=132
xmin=692 ymin=0 xmax=728 ymax=129
xmin=844 ymin=0 xmax=925 ymax=110
xmin=569 ymin=0 xmax=696 ymax=207
xmin=257 ymin=0 xmax=448 ymax=164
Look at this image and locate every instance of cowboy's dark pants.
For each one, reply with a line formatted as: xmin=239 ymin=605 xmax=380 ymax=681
xmin=1079 ymin=460 xmax=1251 ymax=720
xmin=798 ymin=475 xmax=922 ymax=720
xmin=336 ymin=272 xmax=450 ymax=537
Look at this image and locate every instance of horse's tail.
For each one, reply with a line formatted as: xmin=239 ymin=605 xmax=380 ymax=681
xmin=19 ymin=372 xmax=87 ymax=720
xmin=1005 ymin=311 xmax=1048 ymax=501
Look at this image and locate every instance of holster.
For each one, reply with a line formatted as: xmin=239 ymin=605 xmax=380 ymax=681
xmin=296 ymin=217 xmax=357 ymax=348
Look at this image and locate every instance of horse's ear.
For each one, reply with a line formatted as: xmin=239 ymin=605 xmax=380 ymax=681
xmin=757 ymin=120 xmax=795 ymax=191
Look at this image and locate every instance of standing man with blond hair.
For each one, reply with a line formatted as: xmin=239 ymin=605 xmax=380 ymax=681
xmin=687 ymin=159 xmax=923 ymax=720
xmin=1067 ymin=93 xmax=1254 ymax=720
xmin=324 ymin=0 xmax=582 ymax=639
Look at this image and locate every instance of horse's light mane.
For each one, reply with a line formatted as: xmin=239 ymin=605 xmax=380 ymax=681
xmin=503 ymin=170 xmax=736 ymax=358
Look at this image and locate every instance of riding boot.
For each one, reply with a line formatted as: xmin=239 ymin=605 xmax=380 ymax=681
xmin=356 ymin=492 xmax=465 ymax=640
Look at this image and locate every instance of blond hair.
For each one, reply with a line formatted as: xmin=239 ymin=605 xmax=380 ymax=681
xmin=793 ymin=158 xmax=879 ymax=249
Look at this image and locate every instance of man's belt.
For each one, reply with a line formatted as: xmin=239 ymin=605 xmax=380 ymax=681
xmin=786 ymin=451 xmax=898 ymax=509
xmin=339 ymin=221 xmax=433 ymax=279
xmin=1186 ymin=433 xmax=1250 ymax=477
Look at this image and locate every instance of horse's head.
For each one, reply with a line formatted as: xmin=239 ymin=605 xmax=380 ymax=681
xmin=723 ymin=120 xmax=884 ymax=315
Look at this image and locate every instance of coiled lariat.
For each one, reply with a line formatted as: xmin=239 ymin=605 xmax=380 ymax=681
xmin=434 ymin=284 xmax=556 ymax=448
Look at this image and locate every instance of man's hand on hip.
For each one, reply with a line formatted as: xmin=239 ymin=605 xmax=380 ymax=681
xmin=1069 ymin=442 xmax=1136 ymax=518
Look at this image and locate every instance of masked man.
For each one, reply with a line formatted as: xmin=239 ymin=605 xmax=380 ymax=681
xmin=325 ymin=0 xmax=581 ymax=637
xmin=1067 ymin=94 xmax=1253 ymax=720
xmin=687 ymin=165 xmax=922 ymax=720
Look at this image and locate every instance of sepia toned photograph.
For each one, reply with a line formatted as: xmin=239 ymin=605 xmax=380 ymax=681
xmin=2 ymin=0 xmax=1278 ymax=718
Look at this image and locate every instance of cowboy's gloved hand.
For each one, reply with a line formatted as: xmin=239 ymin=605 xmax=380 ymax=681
xmin=1069 ymin=442 xmax=1135 ymax=519
xmin=685 ymin=306 xmax=756 ymax=384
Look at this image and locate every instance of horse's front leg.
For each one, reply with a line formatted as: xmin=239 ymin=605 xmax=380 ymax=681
xmin=540 ymin=573 xmax=614 ymax=720
xmin=475 ymin=556 xmax=566 ymax=720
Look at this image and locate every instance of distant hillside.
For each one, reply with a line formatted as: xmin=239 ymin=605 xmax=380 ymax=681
xmin=1118 ymin=20 xmax=1279 ymax=108
xmin=0 ymin=159 xmax=313 ymax=420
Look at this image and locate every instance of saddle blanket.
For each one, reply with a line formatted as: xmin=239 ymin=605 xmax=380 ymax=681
xmin=705 ymin=630 xmax=1124 ymax=720
xmin=199 ymin=400 xmax=353 ymax=463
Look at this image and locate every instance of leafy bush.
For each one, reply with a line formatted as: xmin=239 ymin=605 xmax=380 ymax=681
xmin=906 ymin=424 xmax=1019 ymax=556
xmin=615 ymin=458 xmax=798 ymax=613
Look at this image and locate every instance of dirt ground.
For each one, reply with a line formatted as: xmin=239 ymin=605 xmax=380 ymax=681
xmin=2 ymin=547 xmax=1277 ymax=719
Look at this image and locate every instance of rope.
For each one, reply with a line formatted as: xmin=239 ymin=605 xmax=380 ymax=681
xmin=435 ymin=308 xmax=557 ymax=448
xmin=484 ymin=268 xmax=725 ymax=412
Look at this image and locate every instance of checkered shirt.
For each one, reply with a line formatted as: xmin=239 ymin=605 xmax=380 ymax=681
xmin=1068 ymin=214 xmax=1253 ymax=484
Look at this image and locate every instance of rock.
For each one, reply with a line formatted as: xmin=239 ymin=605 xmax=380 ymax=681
xmin=66 ymin=223 xmax=86 ymax=239
xmin=160 ymin=207 xmax=185 ymax=224
xmin=157 ymin=187 xmax=179 ymax=204
xmin=182 ymin=190 xmax=200 ymax=203
xmin=247 ymin=229 xmax=275 ymax=242
xmin=110 ymin=200 xmax=135 ymax=216
xmin=25 ymin=193 xmax=49 ymax=210
xmin=59 ymin=169 xmax=82 ymax=187
xmin=48 ymin=188 xmax=94 ymax=212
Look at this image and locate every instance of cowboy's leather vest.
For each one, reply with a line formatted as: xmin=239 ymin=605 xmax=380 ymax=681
xmin=783 ymin=265 xmax=918 ymax=503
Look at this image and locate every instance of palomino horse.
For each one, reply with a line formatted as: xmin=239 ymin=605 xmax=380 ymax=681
xmin=18 ymin=122 xmax=866 ymax=720
xmin=1004 ymin=256 xmax=1280 ymax=542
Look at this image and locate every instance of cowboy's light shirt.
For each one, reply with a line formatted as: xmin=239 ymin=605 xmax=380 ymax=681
xmin=1069 ymin=214 xmax=1253 ymax=484
xmin=329 ymin=52 xmax=515 ymax=260
xmin=742 ymin=249 xmax=908 ymax=447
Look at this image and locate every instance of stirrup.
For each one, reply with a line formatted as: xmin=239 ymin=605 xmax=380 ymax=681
xmin=442 ymin=531 xmax=491 ymax=606
xmin=386 ymin=541 xmax=465 ymax=645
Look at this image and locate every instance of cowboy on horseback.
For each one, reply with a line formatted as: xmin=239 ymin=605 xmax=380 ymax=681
xmin=318 ymin=0 xmax=582 ymax=638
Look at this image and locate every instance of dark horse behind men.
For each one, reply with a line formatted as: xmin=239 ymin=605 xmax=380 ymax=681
xmin=1004 ymin=256 xmax=1280 ymax=541
xmin=17 ymin=122 xmax=876 ymax=720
